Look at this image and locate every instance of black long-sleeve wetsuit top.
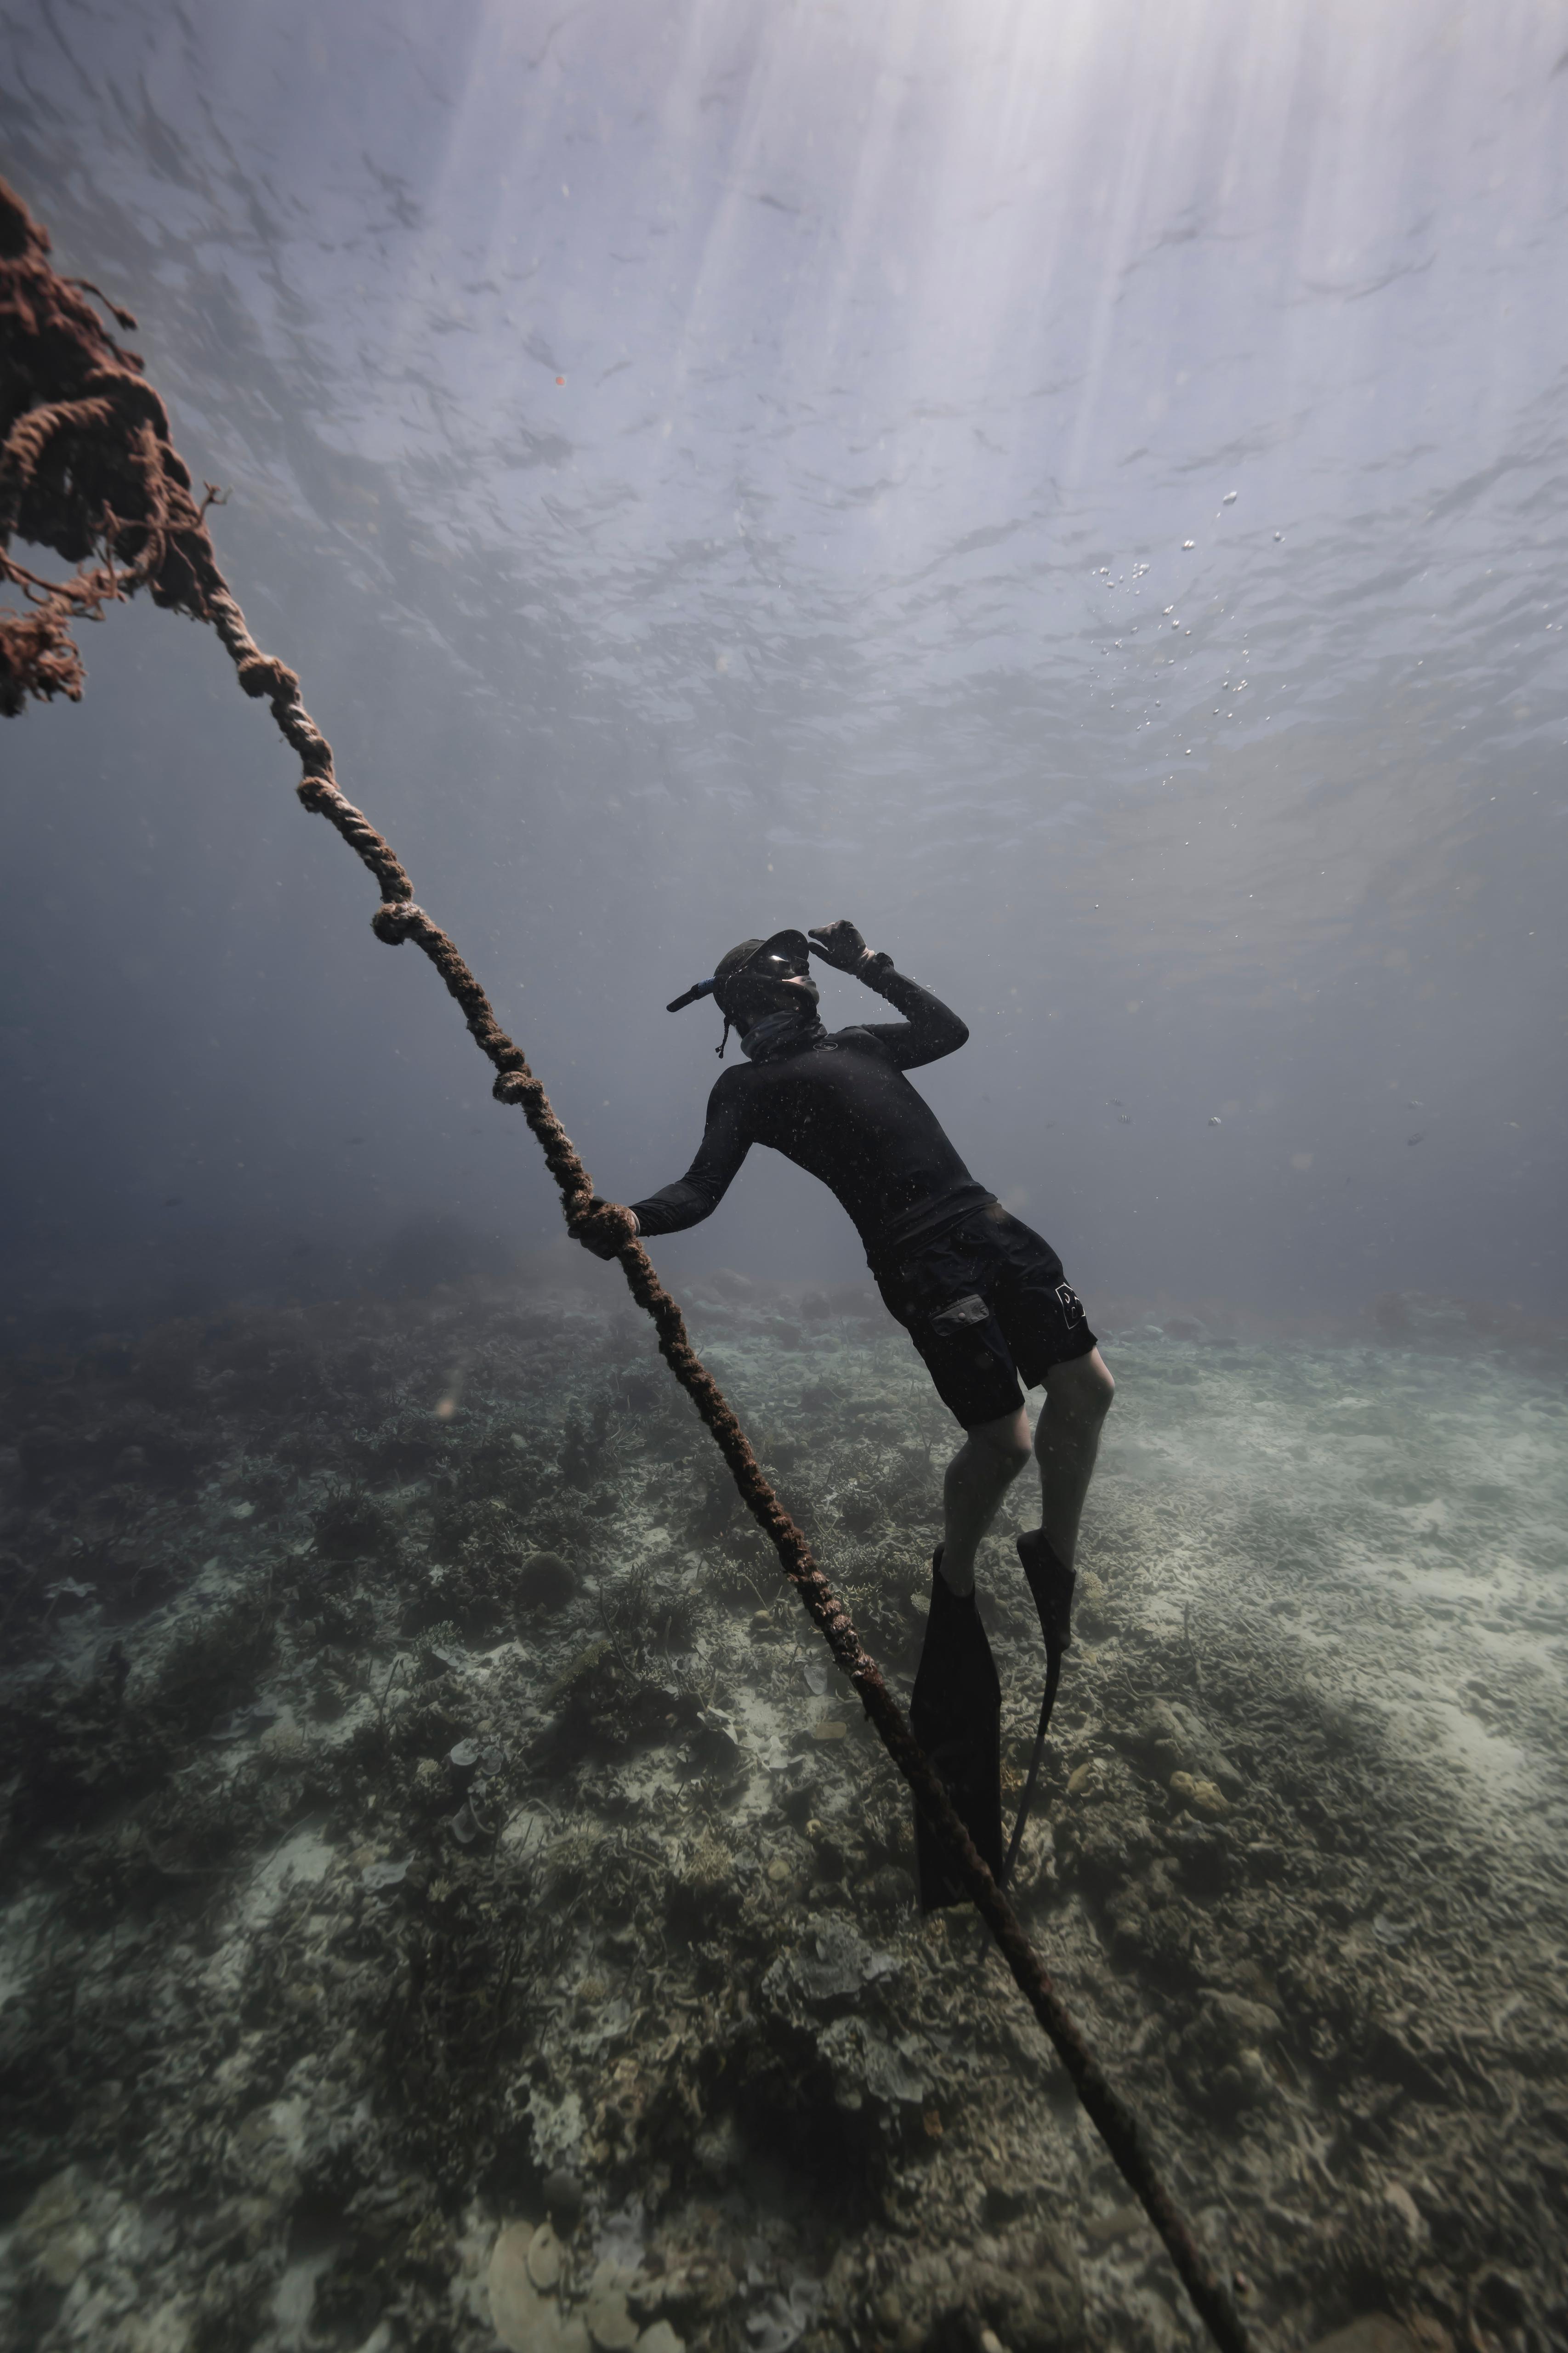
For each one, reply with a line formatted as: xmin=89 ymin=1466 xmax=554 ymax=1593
xmin=630 ymin=962 xmax=994 ymax=1272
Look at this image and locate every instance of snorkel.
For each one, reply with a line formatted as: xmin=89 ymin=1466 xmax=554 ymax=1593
xmin=665 ymin=977 xmax=717 ymax=1014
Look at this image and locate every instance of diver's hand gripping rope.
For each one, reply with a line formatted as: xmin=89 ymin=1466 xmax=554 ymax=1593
xmin=0 ymin=176 xmax=1256 ymax=2353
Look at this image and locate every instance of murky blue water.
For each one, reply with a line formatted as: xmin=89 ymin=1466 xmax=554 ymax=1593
xmin=3 ymin=11 xmax=1568 ymax=2353
xmin=2 ymin=0 xmax=1565 ymax=1324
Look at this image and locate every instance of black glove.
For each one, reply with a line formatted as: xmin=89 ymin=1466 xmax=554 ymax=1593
xmin=573 ymin=1199 xmax=638 ymax=1261
xmin=808 ymin=918 xmax=870 ymax=972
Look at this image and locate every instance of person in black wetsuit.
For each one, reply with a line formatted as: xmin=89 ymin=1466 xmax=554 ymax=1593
xmin=577 ymin=920 xmax=1114 ymax=1902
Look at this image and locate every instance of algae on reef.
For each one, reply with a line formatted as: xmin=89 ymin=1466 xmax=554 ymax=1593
xmin=1 ymin=1278 xmax=1566 ymax=2351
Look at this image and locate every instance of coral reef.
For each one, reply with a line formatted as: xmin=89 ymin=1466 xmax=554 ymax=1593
xmin=0 ymin=1279 xmax=1565 ymax=2352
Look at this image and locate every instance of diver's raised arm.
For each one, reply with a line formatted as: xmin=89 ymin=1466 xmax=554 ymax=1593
xmin=808 ymin=918 xmax=968 ymax=1069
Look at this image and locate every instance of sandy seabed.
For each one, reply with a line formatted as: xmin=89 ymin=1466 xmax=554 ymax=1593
xmin=1 ymin=1272 xmax=1565 ymax=2353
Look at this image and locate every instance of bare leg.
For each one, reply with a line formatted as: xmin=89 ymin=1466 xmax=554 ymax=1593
xmin=939 ymin=1408 xmax=1032 ymax=1595
xmin=1031 ymin=1346 xmax=1115 ymax=1567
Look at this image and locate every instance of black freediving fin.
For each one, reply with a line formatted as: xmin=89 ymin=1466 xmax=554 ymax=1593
xmin=910 ymin=1551 xmax=1003 ymax=1910
xmin=1017 ymin=1527 xmax=1074 ymax=1655
xmin=1000 ymin=1529 xmax=1076 ymax=1887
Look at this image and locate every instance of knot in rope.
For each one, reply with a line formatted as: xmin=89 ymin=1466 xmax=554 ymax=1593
xmin=371 ymin=899 xmax=425 ymax=944
xmin=236 ymin=651 xmax=297 ymax=701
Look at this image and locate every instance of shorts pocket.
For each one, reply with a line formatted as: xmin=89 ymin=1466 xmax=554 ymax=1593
xmin=883 ymin=1238 xmax=981 ymax=1321
xmin=928 ymin=1291 xmax=992 ymax=1338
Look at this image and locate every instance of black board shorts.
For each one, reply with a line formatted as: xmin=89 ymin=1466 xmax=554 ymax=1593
xmin=872 ymin=1202 xmax=1098 ymax=1428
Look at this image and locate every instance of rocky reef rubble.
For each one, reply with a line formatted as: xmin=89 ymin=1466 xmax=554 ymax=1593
xmin=0 ymin=1275 xmax=1565 ymax=2352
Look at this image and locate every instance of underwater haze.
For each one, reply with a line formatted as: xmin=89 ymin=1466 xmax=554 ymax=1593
xmin=4 ymin=7 xmax=1568 ymax=2353
xmin=1 ymin=0 xmax=1565 ymax=1325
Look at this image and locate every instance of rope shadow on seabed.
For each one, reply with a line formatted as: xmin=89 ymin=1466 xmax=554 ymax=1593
xmin=0 ymin=174 xmax=1255 ymax=2353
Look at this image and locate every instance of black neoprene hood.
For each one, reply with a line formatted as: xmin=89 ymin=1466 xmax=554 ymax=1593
xmin=715 ymin=929 xmax=812 ymax=1012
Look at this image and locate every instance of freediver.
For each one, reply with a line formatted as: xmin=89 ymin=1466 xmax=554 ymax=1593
xmin=576 ymin=922 xmax=1114 ymax=1906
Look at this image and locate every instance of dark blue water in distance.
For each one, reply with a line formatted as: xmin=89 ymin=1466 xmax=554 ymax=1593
xmin=3 ymin=11 xmax=1568 ymax=2353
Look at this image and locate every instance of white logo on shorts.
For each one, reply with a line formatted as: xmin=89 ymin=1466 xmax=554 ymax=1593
xmin=1055 ymin=1282 xmax=1086 ymax=1328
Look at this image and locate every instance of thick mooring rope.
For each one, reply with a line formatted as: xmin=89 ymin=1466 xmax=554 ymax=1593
xmin=0 ymin=176 xmax=1254 ymax=2353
